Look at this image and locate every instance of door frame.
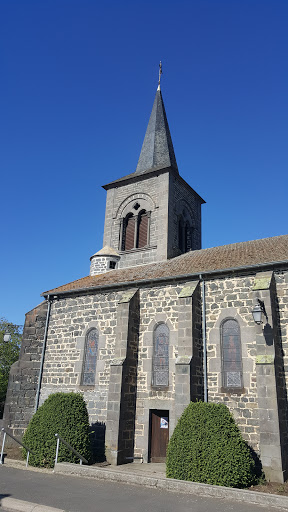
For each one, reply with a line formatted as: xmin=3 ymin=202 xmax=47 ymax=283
xmin=148 ymin=409 xmax=169 ymax=462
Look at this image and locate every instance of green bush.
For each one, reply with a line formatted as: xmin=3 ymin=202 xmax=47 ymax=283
xmin=166 ymin=401 xmax=258 ymax=488
xmin=23 ymin=392 xmax=92 ymax=468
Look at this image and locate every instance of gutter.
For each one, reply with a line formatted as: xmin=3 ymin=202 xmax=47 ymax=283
xmin=199 ymin=275 xmax=208 ymax=402
xmin=41 ymin=259 xmax=288 ymax=298
xmin=34 ymin=295 xmax=52 ymax=412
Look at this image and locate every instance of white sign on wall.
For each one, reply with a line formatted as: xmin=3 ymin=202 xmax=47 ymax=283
xmin=160 ymin=417 xmax=168 ymax=429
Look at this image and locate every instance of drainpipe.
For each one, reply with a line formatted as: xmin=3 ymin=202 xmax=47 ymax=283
xmin=34 ymin=295 xmax=52 ymax=412
xmin=199 ymin=275 xmax=208 ymax=402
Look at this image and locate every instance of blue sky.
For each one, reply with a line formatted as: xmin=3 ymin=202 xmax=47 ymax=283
xmin=1 ymin=0 xmax=287 ymax=327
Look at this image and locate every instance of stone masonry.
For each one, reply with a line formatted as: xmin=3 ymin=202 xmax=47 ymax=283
xmin=103 ymin=168 xmax=204 ymax=270
xmin=3 ymin=301 xmax=48 ymax=439
xmin=168 ymin=173 xmax=202 ymax=258
xmin=4 ymin=265 xmax=288 ymax=481
xmin=3 ymin=84 xmax=288 ymax=484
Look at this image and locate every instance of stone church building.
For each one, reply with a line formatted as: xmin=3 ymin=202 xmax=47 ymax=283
xmin=3 ymin=82 xmax=288 ymax=483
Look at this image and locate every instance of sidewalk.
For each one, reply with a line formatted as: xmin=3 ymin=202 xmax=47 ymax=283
xmin=1 ymin=458 xmax=288 ymax=512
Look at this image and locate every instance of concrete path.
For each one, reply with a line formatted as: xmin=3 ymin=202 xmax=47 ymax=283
xmin=1 ymin=460 xmax=288 ymax=512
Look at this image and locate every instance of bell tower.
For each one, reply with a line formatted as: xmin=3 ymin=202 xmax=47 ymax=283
xmin=100 ymin=70 xmax=205 ymax=270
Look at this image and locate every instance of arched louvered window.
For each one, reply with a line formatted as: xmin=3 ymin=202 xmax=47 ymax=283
xmin=178 ymin=216 xmax=184 ymax=253
xmin=122 ymin=213 xmax=135 ymax=251
xmin=121 ymin=208 xmax=150 ymax=251
xmin=221 ymin=319 xmax=243 ymax=389
xmin=81 ymin=328 xmax=98 ymax=386
xmin=185 ymin=222 xmax=192 ymax=252
xmin=152 ymin=323 xmax=169 ymax=387
xmin=137 ymin=210 xmax=148 ymax=248
xmin=179 ymin=216 xmax=192 ymax=253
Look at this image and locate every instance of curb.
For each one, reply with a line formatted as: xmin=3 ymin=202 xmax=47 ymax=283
xmin=0 ymin=497 xmax=65 ymax=512
xmin=54 ymin=462 xmax=288 ymax=511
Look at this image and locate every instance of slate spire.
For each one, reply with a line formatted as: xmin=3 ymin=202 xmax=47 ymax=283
xmin=135 ymin=86 xmax=178 ymax=175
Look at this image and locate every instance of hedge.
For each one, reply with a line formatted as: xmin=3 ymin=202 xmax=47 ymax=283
xmin=23 ymin=392 xmax=92 ymax=468
xmin=166 ymin=401 xmax=258 ymax=488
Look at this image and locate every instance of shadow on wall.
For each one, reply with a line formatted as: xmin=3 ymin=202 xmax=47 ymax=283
xmin=0 ymin=495 xmax=12 ymax=504
xmin=248 ymin=445 xmax=264 ymax=481
xmin=263 ymin=324 xmax=274 ymax=346
xmin=90 ymin=422 xmax=106 ymax=463
xmin=273 ymin=290 xmax=288 ymax=480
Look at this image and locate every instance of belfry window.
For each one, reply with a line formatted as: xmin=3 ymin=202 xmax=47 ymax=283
xmin=178 ymin=216 xmax=184 ymax=253
xmin=152 ymin=323 xmax=169 ymax=387
xmin=121 ymin=209 xmax=149 ymax=251
xmin=137 ymin=210 xmax=149 ymax=248
xmin=81 ymin=328 xmax=98 ymax=386
xmin=178 ymin=215 xmax=192 ymax=253
xmin=221 ymin=319 xmax=243 ymax=389
xmin=122 ymin=213 xmax=135 ymax=251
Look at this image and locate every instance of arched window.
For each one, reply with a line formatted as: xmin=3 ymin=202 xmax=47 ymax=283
xmin=137 ymin=210 xmax=149 ymax=248
xmin=178 ymin=216 xmax=192 ymax=253
xmin=152 ymin=323 xmax=169 ymax=387
xmin=184 ymin=222 xmax=192 ymax=252
xmin=81 ymin=328 xmax=98 ymax=386
xmin=121 ymin=208 xmax=150 ymax=251
xmin=221 ymin=319 xmax=243 ymax=389
xmin=178 ymin=216 xmax=184 ymax=253
xmin=122 ymin=213 xmax=135 ymax=251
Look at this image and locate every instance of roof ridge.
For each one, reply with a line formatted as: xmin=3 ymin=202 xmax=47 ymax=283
xmin=194 ymin=234 xmax=288 ymax=253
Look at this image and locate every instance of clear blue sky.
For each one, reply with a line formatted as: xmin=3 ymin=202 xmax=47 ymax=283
xmin=1 ymin=0 xmax=287 ymax=327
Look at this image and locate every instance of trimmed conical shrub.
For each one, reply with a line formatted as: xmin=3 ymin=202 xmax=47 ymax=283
xmin=23 ymin=392 xmax=92 ymax=467
xmin=166 ymin=401 xmax=258 ymax=488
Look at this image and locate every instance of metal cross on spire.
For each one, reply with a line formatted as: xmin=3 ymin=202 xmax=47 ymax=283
xmin=157 ymin=61 xmax=162 ymax=90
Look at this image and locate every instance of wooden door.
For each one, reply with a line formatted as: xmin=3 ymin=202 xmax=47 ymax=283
xmin=150 ymin=410 xmax=169 ymax=462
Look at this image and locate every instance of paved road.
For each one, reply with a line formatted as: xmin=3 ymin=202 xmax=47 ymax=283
xmin=0 ymin=466 xmax=275 ymax=512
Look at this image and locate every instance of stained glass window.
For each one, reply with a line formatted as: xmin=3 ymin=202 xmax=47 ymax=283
xmin=152 ymin=323 xmax=169 ymax=387
xmin=81 ymin=328 xmax=98 ymax=386
xmin=221 ymin=319 xmax=243 ymax=389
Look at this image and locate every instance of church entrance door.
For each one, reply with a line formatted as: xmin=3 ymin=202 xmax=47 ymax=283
xmin=149 ymin=410 xmax=169 ymax=462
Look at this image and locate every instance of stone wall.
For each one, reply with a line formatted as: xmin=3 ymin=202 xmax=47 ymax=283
xmin=39 ymin=292 xmax=121 ymax=424
xmin=168 ymin=174 xmax=202 ymax=258
xmin=204 ymin=269 xmax=288 ymax=482
xmin=103 ymin=170 xmax=203 ymax=268
xmin=4 ymin=266 xmax=288 ymax=478
xmin=103 ymin=173 xmax=169 ymax=268
xmin=90 ymin=255 xmax=119 ymax=276
xmin=205 ymin=274 xmax=259 ymax=449
xmin=117 ymin=291 xmax=140 ymax=463
xmin=3 ymin=301 xmax=48 ymax=439
xmin=273 ymin=272 xmax=288 ymax=477
xmin=275 ymin=271 xmax=288 ymax=394
xmin=134 ymin=283 xmax=192 ymax=461
xmin=90 ymin=256 xmax=109 ymax=275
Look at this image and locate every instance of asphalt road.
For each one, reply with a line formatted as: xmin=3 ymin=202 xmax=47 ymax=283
xmin=0 ymin=466 xmax=274 ymax=512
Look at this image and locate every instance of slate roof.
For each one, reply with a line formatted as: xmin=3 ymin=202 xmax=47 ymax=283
xmin=42 ymin=235 xmax=288 ymax=297
xmin=135 ymin=88 xmax=178 ymax=175
xmin=103 ymin=88 xmax=178 ymax=189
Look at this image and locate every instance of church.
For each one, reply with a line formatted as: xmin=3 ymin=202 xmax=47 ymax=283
xmin=3 ymin=74 xmax=288 ymax=483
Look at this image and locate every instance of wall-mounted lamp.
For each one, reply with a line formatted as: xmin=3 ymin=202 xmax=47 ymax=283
xmin=3 ymin=330 xmax=11 ymax=342
xmin=252 ymin=299 xmax=267 ymax=325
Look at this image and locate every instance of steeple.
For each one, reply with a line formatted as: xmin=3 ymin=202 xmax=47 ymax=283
xmin=135 ymin=82 xmax=178 ymax=175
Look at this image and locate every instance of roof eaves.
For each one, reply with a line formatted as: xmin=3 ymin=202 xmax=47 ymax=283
xmin=41 ymin=258 xmax=288 ymax=299
xmin=102 ymin=165 xmax=175 ymax=189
